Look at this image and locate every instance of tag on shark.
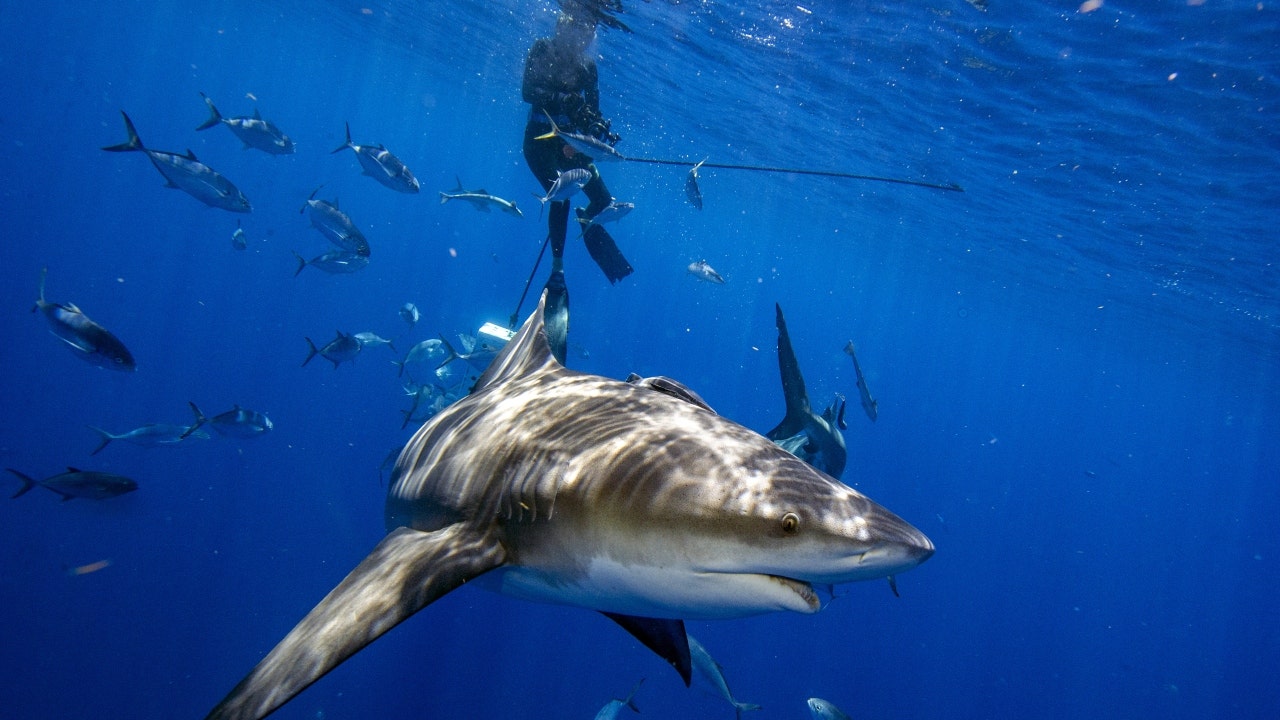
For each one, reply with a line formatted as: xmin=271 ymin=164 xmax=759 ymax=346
xmin=205 ymin=292 xmax=933 ymax=720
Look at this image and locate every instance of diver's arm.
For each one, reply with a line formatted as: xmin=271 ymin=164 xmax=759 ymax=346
xmin=583 ymin=60 xmax=601 ymax=115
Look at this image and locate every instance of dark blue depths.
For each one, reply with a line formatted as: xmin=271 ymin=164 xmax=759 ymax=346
xmin=0 ymin=2 xmax=1277 ymax=719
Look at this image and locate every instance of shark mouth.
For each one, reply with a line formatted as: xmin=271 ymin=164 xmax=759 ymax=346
xmin=768 ymin=575 xmax=824 ymax=612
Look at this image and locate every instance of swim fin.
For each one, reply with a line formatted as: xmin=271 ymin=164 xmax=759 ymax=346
xmin=578 ymin=209 xmax=633 ymax=284
xmin=543 ymin=269 xmax=570 ymax=366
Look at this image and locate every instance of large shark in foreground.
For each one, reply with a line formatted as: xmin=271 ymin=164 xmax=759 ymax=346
xmin=205 ymin=293 xmax=933 ymax=720
xmin=766 ymin=304 xmax=849 ymax=478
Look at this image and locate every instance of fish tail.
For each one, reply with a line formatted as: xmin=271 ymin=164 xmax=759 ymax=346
xmin=181 ymin=402 xmax=208 ymax=439
xmin=734 ymin=702 xmax=763 ymax=718
xmin=291 ymin=251 xmax=308 ymax=277
xmin=435 ymin=335 xmax=459 ymax=370
xmin=101 ymin=111 xmax=144 ymax=152
xmin=195 ymin=92 xmax=222 ymax=131
xmin=387 ymin=339 xmax=398 ymax=354
xmin=393 ymin=359 xmax=406 ymax=378
xmin=330 ymin=122 xmax=353 ymax=154
xmin=6 ymin=469 xmax=38 ymax=499
xmin=87 ymin=426 xmax=114 ymax=456
xmin=302 ymin=338 xmax=319 ymax=367
xmin=438 ymin=192 xmax=450 ymax=205
xmin=34 ymin=266 xmax=48 ymax=310
xmin=623 ymin=678 xmax=644 ymax=713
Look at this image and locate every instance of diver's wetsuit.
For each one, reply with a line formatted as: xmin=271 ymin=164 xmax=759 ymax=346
xmin=522 ymin=36 xmax=633 ymax=284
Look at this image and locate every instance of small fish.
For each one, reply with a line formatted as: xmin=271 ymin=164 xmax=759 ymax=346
xmin=302 ymin=331 xmax=362 ymax=369
xmin=534 ymin=168 xmax=592 ymax=216
xmin=67 ymin=559 xmax=113 ymax=576
xmin=577 ymin=199 xmax=634 ymax=235
xmin=300 ymin=188 xmax=371 ymax=257
xmin=843 ymin=341 xmax=878 ymax=422
xmin=331 ymin=122 xmax=419 ymax=193
xmin=439 ymin=177 xmax=523 ymax=218
xmin=89 ymin=403 xmax=209 ymax=454
xmin=354 ymin=332 xmax=397 ymax=353
xmin=8 ymin=467 xmax=137 ymax=501
xmin=292 ymin=249 xmax=370 ymax=277
xmin=32 ymin=268 xmax=136 ymax=371
xmin=686 ymin=157 xmax=706 ymax=209
xmin=102 ymin=111 xmax=251 ymax=213
xmin=399 ymin=384 xmax=451 ymax=430
xmin=185 ymin=402 xmax=274 ymax=439
xmin=534 ymin=110 xmax=627 ymax=162
xmin=593 ymin=679 xmax=644 ymax=720
xmin=687 ymin=259 xmax=726 ymax=284
xmin=399 ymin=302 xmax=420 ymax=328
xmin=231 ymin=220 xmax=247 ymax=250
xmin=807 ymin=697 xmax=852 ymax=720
xmin=688 ymin=635 xmax=762 ymax=718
xmin=195 ymin=92 xmax=294 ymax=155
xmin=439 ymin=333 xmax=506 ymax=372
xmin=394 ymin=338 xmax=447 ymax=378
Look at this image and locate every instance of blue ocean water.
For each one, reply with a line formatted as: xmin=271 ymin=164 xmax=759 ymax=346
xmin=1 ymin=1 xmax=1277 ymax=718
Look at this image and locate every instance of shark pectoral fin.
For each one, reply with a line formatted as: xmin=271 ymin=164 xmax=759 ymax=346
xmin=601 ymin=612 xmax=692 ymax=687
xmin=205 ymin=524 xmax=505 ymax=720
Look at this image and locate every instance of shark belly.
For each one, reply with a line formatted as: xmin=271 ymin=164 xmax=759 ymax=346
xmin=482 ymin=557 xmax=821 ymax=620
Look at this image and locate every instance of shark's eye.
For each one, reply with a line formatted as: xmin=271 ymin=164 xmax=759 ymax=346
xmin=781 ymin=512 xmax=801 ymax=535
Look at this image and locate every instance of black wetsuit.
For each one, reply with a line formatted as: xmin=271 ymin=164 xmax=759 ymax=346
xmin=522 ymin=36 xmax=633 ymax=284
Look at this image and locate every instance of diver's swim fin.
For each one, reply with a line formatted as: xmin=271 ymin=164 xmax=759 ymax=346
xmin=543 ymin=269 xmax=570 ymax=366
xmin=578 ymin=210 xmax=633 ymax=284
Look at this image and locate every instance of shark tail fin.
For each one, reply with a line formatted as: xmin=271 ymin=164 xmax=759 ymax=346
xmin=87 ymin=426 xmax=114 ymax=456
xmin=181 ymin=402 xmax=208 ymax=440
xmin=291 ymin=251 xmax=307 ymax=277
xmin=196 ymin=92 xmax=222 ymax=131
xmin=330 ymin=122 xmax=353 ymax=154
xmin=6 ymin=469 xmax=38 ymax=499
xmin=204 ymin=525 xmax=506 ymax=720
xmin=623 ymin=678 xmax=645 ymax=713
xmin=102 ymin=111 xmax=144 ymax=152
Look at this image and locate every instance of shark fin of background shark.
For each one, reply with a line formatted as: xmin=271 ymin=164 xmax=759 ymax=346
xmin=205 ymin=524 xmax=507 ymax=720
xmin=766 ymin=303 xmax=813 ymax=441
xmin=601 ymin=612 xmax=692 ymax=686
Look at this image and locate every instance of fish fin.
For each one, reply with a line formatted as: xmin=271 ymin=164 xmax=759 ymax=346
xmin=291 ymin=251 xmax=307 ymax=277
xmin=601 ymin=613 xmax=692 ymax=687
xmin=253 ymin=108 xmax=262 ymax=120
xmin=196 ymin=92 xmax=222 ymax=131
xmin=6 ymin=469 xmax=38 ymax=499
xmin=37 ymin=267 xmax=48 ymax=306
xmin=330 ymin=122 xmax=353 ymax=154
xmin=101 ymin=111 xmax=144 ymax=152
xmin=623 ymin=678 xmax=645 ymax=712
xmin=66 ymin=467 xmax=83 ymax=473
xmin=533 ymin=130 xmax=557 ymax=141
xmin=87 ymin=427 xmax=114 ymax=455
xmin=770 ymin=304 xmax=812 ymax=437
xmin=453 ymin=175 xmax=463 ymax=190
xmin=434 ymin=335 xmax=459 ymax=371
xmin=471 ymin=291 xmax=562 ymax=392
xmin=438 ymin=192 xmax=449 ymax=204
xmin=184 ymin=149 xmax=199 ymax=161
xmin=734 ymin=702 xmax=764 ymax=718
xmin=204 ymin=525 xmax=506 ymax=720
xmin=181 ymin=402 xmax=208 ymax=439
xmin=301 ymin=338 xmax=319 ymax=367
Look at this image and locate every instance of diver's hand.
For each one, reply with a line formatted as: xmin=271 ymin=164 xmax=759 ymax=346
xmin=558 ymin=92 xmax=585 ymax=119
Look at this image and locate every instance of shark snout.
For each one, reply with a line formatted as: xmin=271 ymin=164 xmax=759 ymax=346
xmin=848 ymin=504 xmax=935 ymax=577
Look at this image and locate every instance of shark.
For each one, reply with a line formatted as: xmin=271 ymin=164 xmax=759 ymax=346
xmin=766 ymin=304 xmax=849 ymax=479
xmin=204 ymin=292 xmax=933 ymax=720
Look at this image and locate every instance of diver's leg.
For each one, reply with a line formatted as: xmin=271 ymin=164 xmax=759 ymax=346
xmin=575 ymin=167 xmax=632 ymax=283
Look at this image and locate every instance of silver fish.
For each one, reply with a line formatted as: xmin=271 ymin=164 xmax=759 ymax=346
xmin=399 ymin=303 xmax=420 ymax=328
xmin=32 ymin=268 xmax=136 ymax=371
xmin=578 ymin=199 xmax=634 ymax=235
xmin=687 ymin=259 xmax=726 ymax=284
xmin=292 ymin=250 xmax=369 ymax=277
xmin=102 ymin=111 xmax=251 ymax=213
xmin=302 ymin=331 xmax=362 ymax=369
xmin=89 ymin=404 xmax=208 ymax=454
xmin=300 ymin=189 xmax=370 ymax=257
xmin=686 ymin=158 xmax=706 ymax=209
xmin=593 ymin=680 xmax=643 ymax=720
xmin=8 ymin=467 xmax=137 ymax=501
xmin=535 ymin=168 xmax=592 ymax=212
xmin=439 ymin=177 xmax=523 ymax=218
xmin=534 ymin=111 xmax=627 ymax=162
xmin=394 ymin=338 xmax=448 ymax=378
xmin=354 ymin=332 xmax=397 ymax=353
xmin=186 ymin=402 xmax=273 ymax=439
xmin=331 ymin=122 xmax=419 ymax=193
xmin=844 ymin=341 xmax=878 ymax=422
xmin=807 ymin=697 xmax=852 ymax=720
xmin=231 ymin=220 xmax=247 ymax=250
xmin=688 ymin=635 xmax=761 ymax=718
xmin=195 ymin=92 xmax=294 ymax=155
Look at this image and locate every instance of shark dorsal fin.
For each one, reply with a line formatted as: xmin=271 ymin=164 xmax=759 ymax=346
xmin=767 ymin=303 xmax=814 ymax=440
xmin=473 ymin=291 xmax=561 ymax=392
xmin=625 ymin=374 xmax=717 ymax=415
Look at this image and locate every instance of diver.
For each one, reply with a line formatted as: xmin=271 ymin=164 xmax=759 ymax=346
xmin=522 ymin=3 xmax=633 ymax=362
